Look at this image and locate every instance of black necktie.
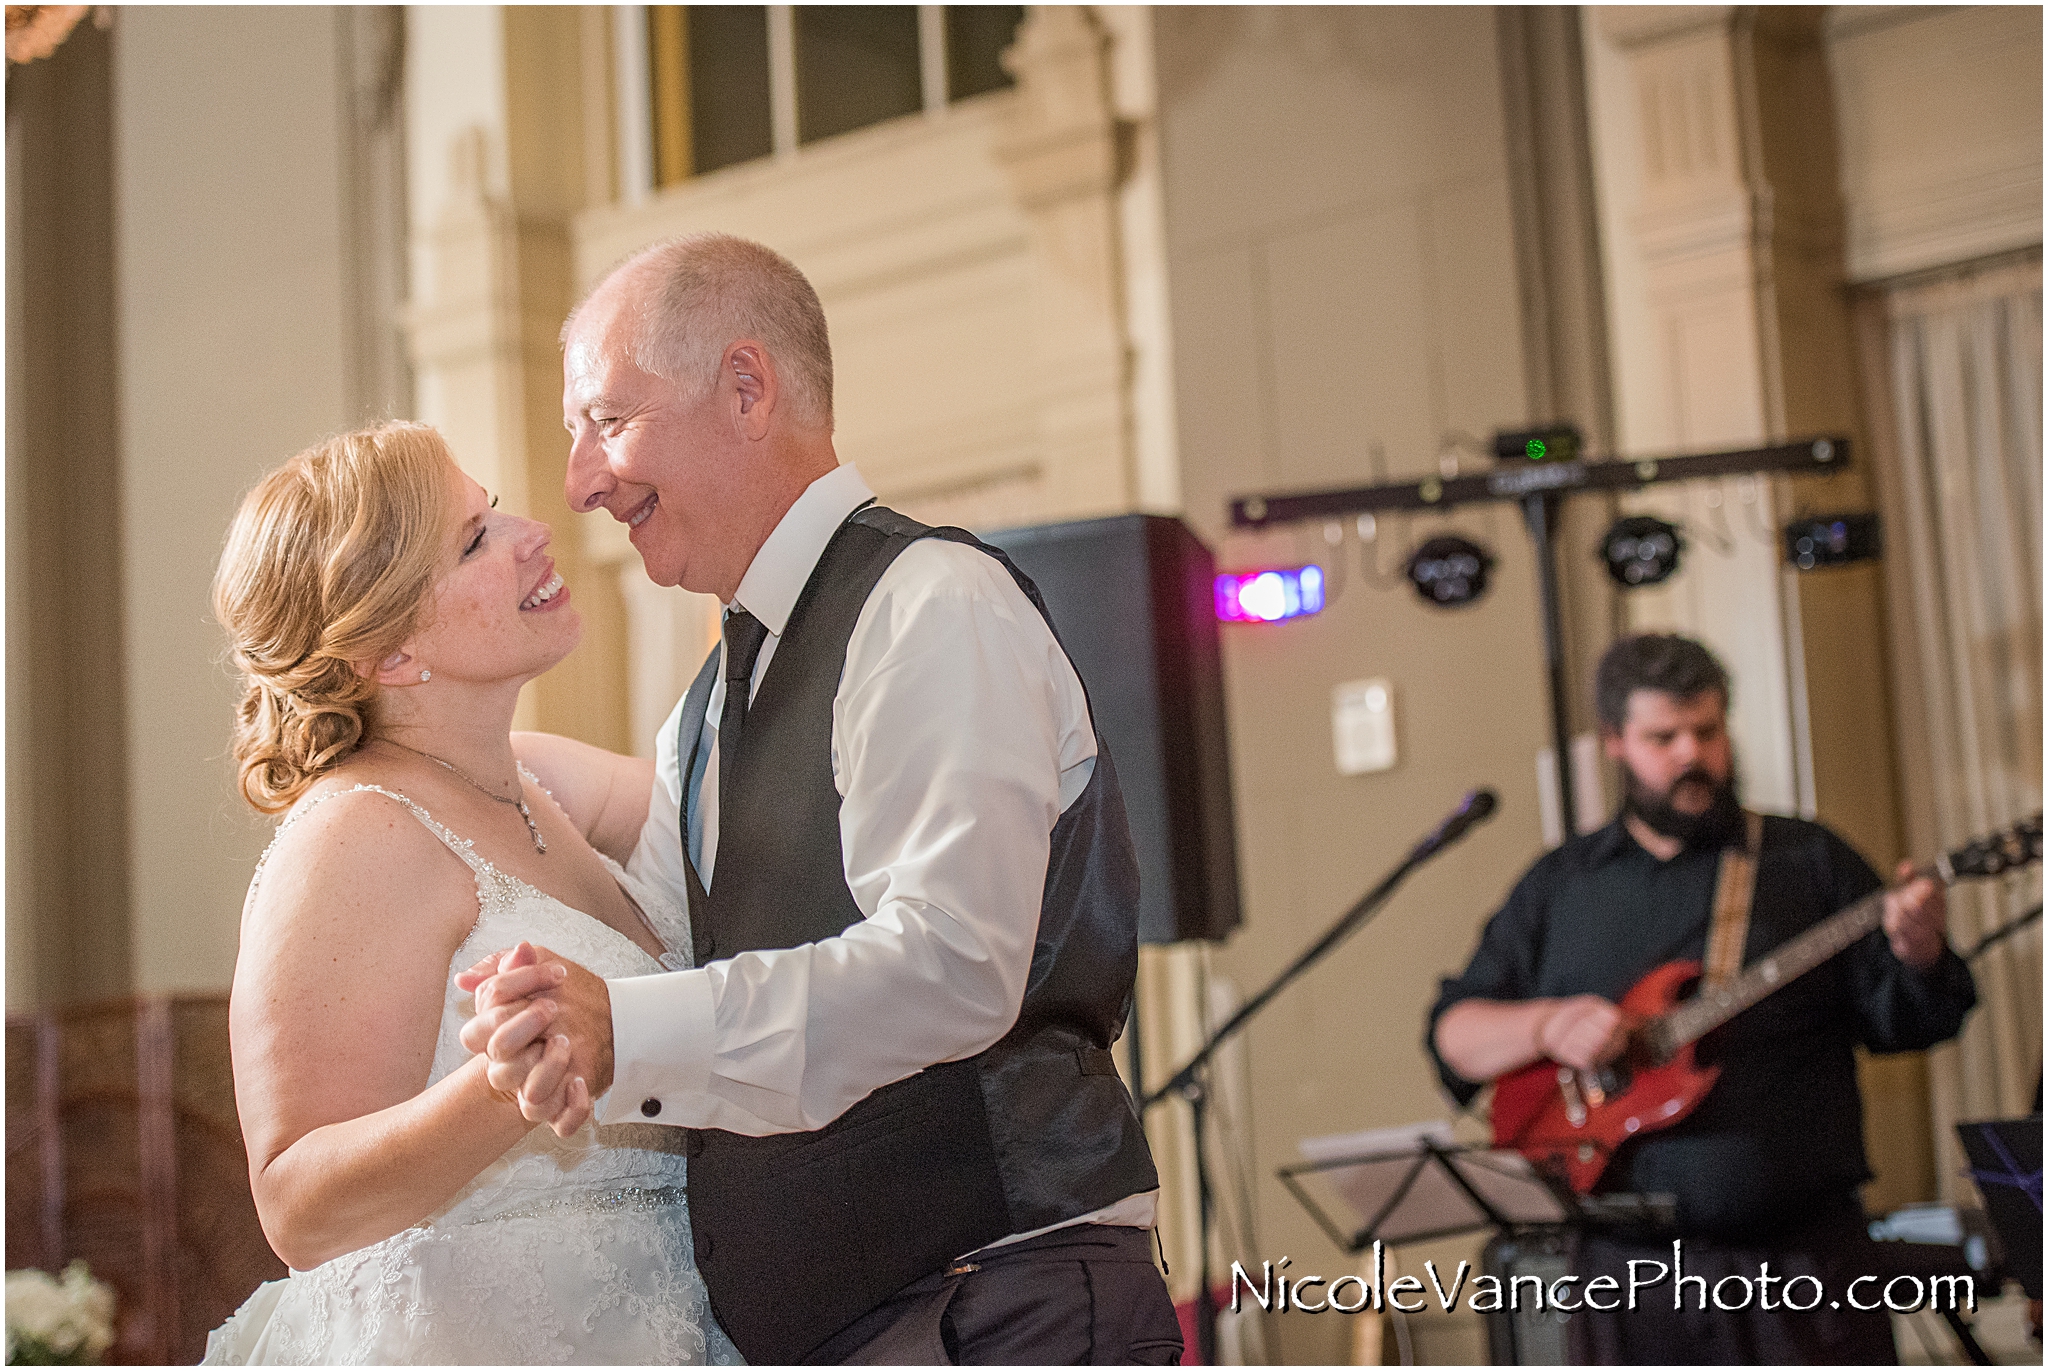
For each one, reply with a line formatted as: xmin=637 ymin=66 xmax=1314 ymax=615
xmin=717 ymin=607 xmax=771 ymax=809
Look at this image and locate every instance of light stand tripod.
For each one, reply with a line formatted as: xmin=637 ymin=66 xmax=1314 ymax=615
xmin=1139 ymin=787 xmax=1499 ymax=1362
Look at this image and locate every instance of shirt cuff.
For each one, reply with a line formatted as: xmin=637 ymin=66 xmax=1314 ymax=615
xmin=594 ymin=967 xmax=716 ymax=1127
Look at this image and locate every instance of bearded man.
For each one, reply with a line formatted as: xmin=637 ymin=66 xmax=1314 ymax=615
xmin=1429 ymin=634 xmax=1976 ymax=1364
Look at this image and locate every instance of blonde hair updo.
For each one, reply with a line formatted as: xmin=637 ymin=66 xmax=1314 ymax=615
xmin=214 ymin=422 xmax=460 ymax=814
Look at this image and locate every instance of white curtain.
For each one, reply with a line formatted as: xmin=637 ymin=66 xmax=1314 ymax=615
xmin=1862 ymin=253 xmax=2043 ymax=1203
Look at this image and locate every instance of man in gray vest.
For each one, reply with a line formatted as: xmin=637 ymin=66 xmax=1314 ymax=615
xmin=462 ymin=232 xmax=1178 ymax=1365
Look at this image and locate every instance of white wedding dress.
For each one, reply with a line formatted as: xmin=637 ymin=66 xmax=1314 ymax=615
xmin=204 ymin=784 xmax=742 ymax=1366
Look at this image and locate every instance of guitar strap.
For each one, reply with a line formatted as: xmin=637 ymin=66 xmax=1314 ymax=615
xmin=1702 ymin=810 xmax=1766 ymax=989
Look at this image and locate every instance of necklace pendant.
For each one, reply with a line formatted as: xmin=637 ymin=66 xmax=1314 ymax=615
xmin=516 ymin=798 xmax=547 ymax=854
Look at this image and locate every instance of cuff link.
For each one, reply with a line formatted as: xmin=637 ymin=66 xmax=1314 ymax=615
xmin=640 ymin=1097 xmax=662 ymax=1118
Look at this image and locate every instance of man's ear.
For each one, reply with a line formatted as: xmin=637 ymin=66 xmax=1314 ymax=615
xmin=358 ymin=647 xmax=422 ymax=687
xmin=1601 ymin=729 xmax=1625 ymax=761
xmin=726 ymin=341 xmax=776 ymax=439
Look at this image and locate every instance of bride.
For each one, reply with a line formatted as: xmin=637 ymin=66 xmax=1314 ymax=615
xmin=204 ymin=422 xmax=739 ymax=1365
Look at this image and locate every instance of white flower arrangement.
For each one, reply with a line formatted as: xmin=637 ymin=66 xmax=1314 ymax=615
xmin=5 ymin=1261 xmax=115 ymax=1365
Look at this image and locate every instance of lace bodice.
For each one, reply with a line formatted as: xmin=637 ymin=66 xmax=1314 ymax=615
xmin=252 ymin=780 xmax=695 ymax=1225
xmin=208 ymin=782 xmax=738 ymax=1365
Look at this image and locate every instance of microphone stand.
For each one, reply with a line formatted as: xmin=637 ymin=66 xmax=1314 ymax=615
xmin=1140 ymin=787 xmax=1499 ymax=1364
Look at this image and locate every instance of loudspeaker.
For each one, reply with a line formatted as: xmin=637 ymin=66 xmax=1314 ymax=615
xmin=983 ymin=514 xmax=1242 ymax=944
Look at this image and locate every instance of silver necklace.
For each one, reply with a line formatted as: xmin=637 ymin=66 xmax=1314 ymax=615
xmin=384 ymin=739 xmax=547 ymax=854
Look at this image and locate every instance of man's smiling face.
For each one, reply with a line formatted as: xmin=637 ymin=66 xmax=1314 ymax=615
xmin=561 ymin=290 xmax=735 ymax=595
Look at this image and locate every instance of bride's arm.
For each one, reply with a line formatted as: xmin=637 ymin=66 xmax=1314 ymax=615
xmin=512 ymin=731 xmax=654 ymax=865
xmin=231 ymin=791 xmax=571 ymax=1271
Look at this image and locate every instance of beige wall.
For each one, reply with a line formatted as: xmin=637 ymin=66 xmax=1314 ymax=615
xmin=1155 ymin=9 xmax=1553 ymax=1361
xmin=114 ymin=7 xmax=364 ymax=995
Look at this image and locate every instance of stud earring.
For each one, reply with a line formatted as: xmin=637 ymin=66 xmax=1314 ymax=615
xmin=419 ymin=669 xmax=431 ymax=682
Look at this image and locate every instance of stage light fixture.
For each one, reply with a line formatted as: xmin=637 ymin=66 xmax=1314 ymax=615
xmin=1600 ymin=516 xmax=1684 ymax=587
xmin=1405 ymin=535 xmax=1494 ymax=608
xmin=1214 ymin=565 xmax=1325 ymax=624
xmin=1492 ymin=424 xmax=1583 ymax=465
xmin=1784 ymin=512 xmax=1880 ymax=570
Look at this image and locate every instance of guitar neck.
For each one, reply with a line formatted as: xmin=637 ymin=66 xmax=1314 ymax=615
xmin=1640 ymin=815 xmax=2041 ymax=1055
xmin=1655 ymin=884 xmax=1895 ymax=1051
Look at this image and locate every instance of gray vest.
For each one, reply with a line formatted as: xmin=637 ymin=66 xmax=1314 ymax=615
xmin=673 ymin=504 xmax=1158 ymax=1364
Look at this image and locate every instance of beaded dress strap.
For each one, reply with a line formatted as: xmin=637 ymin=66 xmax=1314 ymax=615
xmin=251 ymin=783 xmax=486 ymax=898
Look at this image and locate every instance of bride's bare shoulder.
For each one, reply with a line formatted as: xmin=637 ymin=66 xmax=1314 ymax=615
xmin=245 ymin=769 xmax=474 ymax=937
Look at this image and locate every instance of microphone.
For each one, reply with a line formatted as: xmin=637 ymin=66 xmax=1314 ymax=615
xmin=1416 ymin=787 xmax=1499 ymax=857
xmin=1143 ymin=783 xmax=1502 ymax=1113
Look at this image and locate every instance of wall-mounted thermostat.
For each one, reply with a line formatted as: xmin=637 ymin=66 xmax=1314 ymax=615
xmin=1333 ymin=677 xmax=1397 ymax=775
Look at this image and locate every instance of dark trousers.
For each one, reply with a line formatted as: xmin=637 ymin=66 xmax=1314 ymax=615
xmin=807 ymin=1225 xmax=1183 ymax=1365
xmin=1568 ymin=1207 xmax=1897 ymax=1365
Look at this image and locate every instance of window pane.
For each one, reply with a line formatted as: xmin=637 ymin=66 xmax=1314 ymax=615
xmin=795 ymin=6 xmax=922 ymax=146
xmin=945 ymin=6 xmax=1022 ymax=101
xmin=688 ymin=6 xmax=774 ymax=175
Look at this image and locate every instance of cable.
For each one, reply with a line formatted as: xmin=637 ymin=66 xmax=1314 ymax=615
xmin=1734 ymin=474 xmax=1777 ymax=542
xmin=1966 ymin=904 xmax=2042 ymax=961
xmin=1693 ymin=480 xmax=1738 ymax=555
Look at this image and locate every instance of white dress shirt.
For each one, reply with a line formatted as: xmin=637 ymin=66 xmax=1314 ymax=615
xmin=602 ymin=465 xmax=1156 ymax=1237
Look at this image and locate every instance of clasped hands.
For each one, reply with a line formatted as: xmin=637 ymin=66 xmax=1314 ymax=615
xmin=456 ymin=942 xmax=614 ymax=1138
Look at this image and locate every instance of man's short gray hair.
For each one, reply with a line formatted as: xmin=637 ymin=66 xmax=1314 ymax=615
xmin=571 ymin=232 xmax=834 ymax=432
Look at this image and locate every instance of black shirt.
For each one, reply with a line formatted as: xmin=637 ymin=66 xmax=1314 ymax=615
xmin=1427 ymin=814 xmax=1977 ymax=1239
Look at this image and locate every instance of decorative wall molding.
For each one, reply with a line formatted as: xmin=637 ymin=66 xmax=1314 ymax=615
xmin=994 ymin=6 xmax=1121 ymax=211
xmin=1828 ymin=5 xmax=2043 ymax=282
xmin=1597 ymin=4 xmax=1734 ymax=52
xmin=1845 ymin=160 xmax=2042 ymax=285
xmin=991 ymin=6 xmax=1135 ymax=522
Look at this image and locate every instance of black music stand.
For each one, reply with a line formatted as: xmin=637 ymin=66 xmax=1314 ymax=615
xmin=1957 ymin=1115 xmax=2042 ymax=1300
xmin=1278 ymin=1133 xmax=1572 ymax=1253
xmin=1279 ymin=1133 xmax=1679 ymax=1364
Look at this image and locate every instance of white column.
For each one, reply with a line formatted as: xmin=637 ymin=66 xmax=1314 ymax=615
xmin=1584 ymin=6 xmax=1808 ymax=816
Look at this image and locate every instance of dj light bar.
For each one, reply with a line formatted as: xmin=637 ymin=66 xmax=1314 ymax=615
xmin=1215 ymin=565 xmax=1325 ymax=623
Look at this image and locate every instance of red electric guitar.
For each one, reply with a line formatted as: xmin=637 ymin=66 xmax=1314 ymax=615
xmin=1492 ymin=816 xmax=2041 ymax=1194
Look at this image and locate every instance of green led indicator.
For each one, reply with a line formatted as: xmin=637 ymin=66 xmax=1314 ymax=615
xmin=1527 ymin=438 xmax=1547 ymax=461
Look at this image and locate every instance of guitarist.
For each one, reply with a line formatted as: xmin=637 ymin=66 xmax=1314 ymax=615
xmin=1428 ymin=635 xmax=1976 ymax=1364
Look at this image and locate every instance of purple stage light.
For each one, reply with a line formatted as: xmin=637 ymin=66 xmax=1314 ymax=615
xmin=1214 ymin=565 xmax=1325 ymax=623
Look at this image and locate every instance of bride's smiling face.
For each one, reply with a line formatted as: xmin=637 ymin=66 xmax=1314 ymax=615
xmin=406 ymin=467 xmax=583 ymax=686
